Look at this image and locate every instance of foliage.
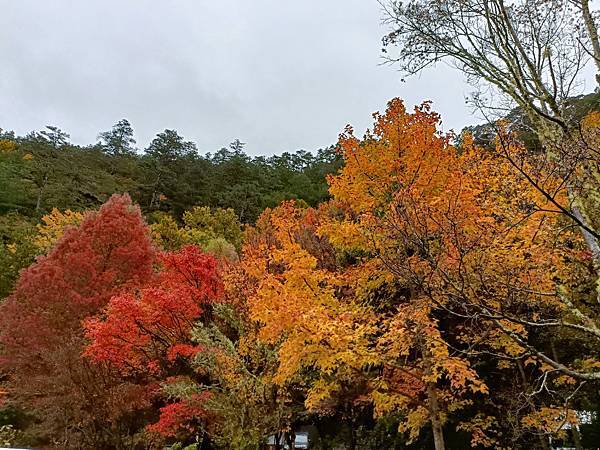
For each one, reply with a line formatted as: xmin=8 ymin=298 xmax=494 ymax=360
xmin=150 ymin=206 xmax=243 ymax=255
xmin=0 ymin=424 xmax=18 ymax=447
xmin=0 ymin=194 xmax=157 ymax=448
xmin=85 ymin=245 xmax=223 ymax=442
xmin=33 ymin=208 xmax=85 ymax=252
xmin=85 ymin=245 xmax=222 ymax=374
xmin=0 ymin=96 xmax=597 ymax=449
xmin=244 ymin=98 xmax=598 ymax=448
xmin=0 ymin=126 xmax=341 ymax=221
xmin=0 ymin=213 xmax=37 ymax=299
xmin=330 ymin=98 xmax=597 ymax=447
xmin=183 ymin=206 xmax=244 ymax=251
xmin=0 ymin=139 xmax=30 ymax=212
xmin=98 ymin=119 xmax=137 ymax=156
xmin=191 ymin=301 xmax=298 ymax=450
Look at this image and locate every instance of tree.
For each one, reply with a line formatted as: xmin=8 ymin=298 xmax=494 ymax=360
xmin=191 ymin=304 xmax=299 ymax=450
xmin=229 ymin=139 xmax=246 ymax=153
xmin=381 ymin=0 xmax=600 ymax=310
xmin=183 ymin=206 xmax=244 ymax=251
xmin=145 ymin=129 xmax=197 ymax=163
xmin=0 ymin=208 xmax=84 ymax=301
xmin=22 ymin=131 xmax=66 ymax=213
xmin=144 ymin=129 xmax=197 ymax=210
xmin=243 ymin=98 xmax=599 ymax=448
xmin=325 ymin=98 xmax=599 ymax=447
xmin=85 ymin=245 xmax=222 ymax=374
xmin=0 ymin=139 xmax=29 ymax=212
xmin=85 ymin=245 xmax=224 ymax=445
xmin=0 ymin=194 xmax=157 ymax=448
xmin=33 ymin=208 xmax=84 ymax=253
xmin=39 ymin=126 xmax=70 ymax=149
xmin=243 ymin=202 xmax=382 ymax=449
xmin=0 ymin=213 xmax=37 ymax=299
xmin=573 ymin=0 xmax=600 ymax=84
xmin=98 ymin=119 xmax=136 ymax=156
xmin=0 ymin=124 xmax=341 ymax=222
xmin=149 ymin=206 xmax=242 ymax=258
xmin=85 ymin=235 xmax=306 ymax=449
xmin=382 ymin=0 xmax=591 ymax=131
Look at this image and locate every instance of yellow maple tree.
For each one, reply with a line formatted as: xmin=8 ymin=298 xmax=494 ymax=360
xmin=34 ymin=208 xmax=85 ymax=252
xmin=245 ymin=98 xmax=595 ymax=448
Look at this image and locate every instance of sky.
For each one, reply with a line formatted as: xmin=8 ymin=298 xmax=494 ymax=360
xmin=0 ymin=0 xmax=474 ymax=156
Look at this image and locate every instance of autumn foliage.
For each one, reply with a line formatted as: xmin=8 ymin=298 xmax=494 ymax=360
xmin=0 ymin=194 xmax=157 ymax=447
xmin=0 ymin=99 xmax=598 ymax=449
xmin=243 ymin=99 xmax=593 ymax=448
xmin=84 ymin=245 xmax=223 ymax=439
xmin=85 ymin=245 xmax=223 ymax=373
xmin=0 ymin=193 xmax=228 ymax=446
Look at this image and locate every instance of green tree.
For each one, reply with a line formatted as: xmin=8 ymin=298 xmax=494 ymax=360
xmin=98 ymin=119 xmax=136 ymax=156
xmin=0 ymin=213 xmax=37 ymax=299
xmin=150 ymin=206 xmax=243 ymax=259
xmin=144 ymin=129 xmax=197 ymax=210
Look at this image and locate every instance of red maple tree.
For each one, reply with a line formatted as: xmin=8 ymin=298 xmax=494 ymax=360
xmin=85 ymin=245 xmax=224 ymax=439
xmin=85 ymin=245 xmax=222 ymax=374
xmin=0 ymin=194 xmax=157 ymax=448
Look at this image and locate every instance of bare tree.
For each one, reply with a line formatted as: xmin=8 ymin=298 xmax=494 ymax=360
xmin=381 ymin=0 xmax=589 ymax=131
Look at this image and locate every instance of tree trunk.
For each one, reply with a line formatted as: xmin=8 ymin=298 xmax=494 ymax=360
xmin=581 ymin=0 xmax=600 ymax=87
xmin=274 ymin=431 xmax=283 ymax=450
xmin=285 ymin=431 xmax=295 ymax=450
xmin=426 ymin=381 xmax=446 ymax=450
xmin=348 ymin=419 xmax=357 ymax=450
xmin=572 ymin=425 xmax=584 ymax=450
xmin=35 ymin=172 xmax=48 ymax=213
xmin=149 ymin=172 xmax=161 ymax=209
xmin=420 ymin=340 xmax=445 ymax=450
xmin=538 ymin=433 xmax=551 ymax=449
xmin=572 ymin=203 xmax=600 ymax=303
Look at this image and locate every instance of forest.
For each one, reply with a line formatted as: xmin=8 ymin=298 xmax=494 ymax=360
xmin=1 ymin=0 xmax=600 ymax=449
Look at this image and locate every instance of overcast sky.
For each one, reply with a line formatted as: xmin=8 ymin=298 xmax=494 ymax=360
xmin=1 ymin=0 xmax=474 ymax=155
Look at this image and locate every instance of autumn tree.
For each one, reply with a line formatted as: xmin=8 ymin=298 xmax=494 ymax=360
xmin=244 ymin=98 xmax=600 ymax=448
xmin=84 ymin=245 xmax=222 ymax=376
xmin=33 ymin=207 xmax=84 ymax=253
xmin=326 ymin=98 xmax=600 ymax=447
xmin=1 ymin=208 xmax=84 ymax=301
xmin=0 ymin=194 xmax=157 ymax=448
xmin=243 ymin=202 xmax=380 ymax=449
xmin=85 ymin=245 xmax=224 ymax=445
xmin=85 ymin=242 xmax=301 ymax=449
xmin=243 ymin=134 xmax=491 ymax=448
xmin=381 ymin=0 xmax=600 ymax=298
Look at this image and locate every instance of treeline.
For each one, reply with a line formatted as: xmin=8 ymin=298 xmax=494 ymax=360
xmin=0 ymin=121 xmax=342 ymax=221
xmin=0 ymin=122 xmax=341 ymax=304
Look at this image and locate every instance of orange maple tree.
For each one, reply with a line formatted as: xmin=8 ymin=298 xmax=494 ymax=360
xmin=245 ymin=99 xmax=595 ymax=448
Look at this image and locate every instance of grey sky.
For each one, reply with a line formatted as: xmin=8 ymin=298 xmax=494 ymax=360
xmin=0 ymin=0 xmax=472 ymax=155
